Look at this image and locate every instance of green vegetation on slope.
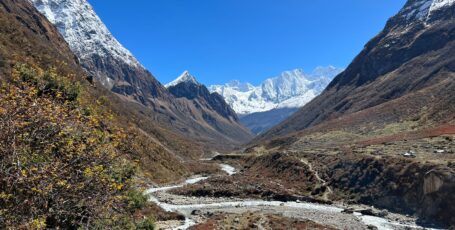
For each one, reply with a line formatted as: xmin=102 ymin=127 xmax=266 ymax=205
xmin=0 ymin=63 xmax=157 ymax=229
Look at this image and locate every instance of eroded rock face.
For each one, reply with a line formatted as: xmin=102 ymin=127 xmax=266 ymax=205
xmin=423 ymin=170 xmax=444 ymax=194
xmin=420 ymin=168 xmax=455 ymax=227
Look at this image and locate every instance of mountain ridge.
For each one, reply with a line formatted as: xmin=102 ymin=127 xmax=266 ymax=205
xmin=209 ymin=66 xmax=343 ymax=134
xmin=209 ymin=66 xmax=343 ymax=115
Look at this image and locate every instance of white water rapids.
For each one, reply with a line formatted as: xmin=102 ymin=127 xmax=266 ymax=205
xmin=144 ymin=164 xmax=445 ymax=230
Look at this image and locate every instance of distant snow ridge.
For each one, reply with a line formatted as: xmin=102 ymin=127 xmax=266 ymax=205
xmin=400 ymin=0 xmax=454 ymax=21
xmin=30 ymin=0 xmax=142 ymax=85
xmin=209 ymin=66 xmax=343 ymax=115
xmin=165 ymin=71 xmax=200 ymax=87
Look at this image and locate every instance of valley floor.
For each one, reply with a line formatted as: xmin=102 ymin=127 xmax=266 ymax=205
xmin=145 ymin=161 xmax=447 ymax=230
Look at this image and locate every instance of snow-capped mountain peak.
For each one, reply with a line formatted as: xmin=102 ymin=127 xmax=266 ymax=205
xmin=30 ymin=0 xmax=142 ymax=88
xmin=30 ymin=0 xmax=140 ymax=67
xmin=166 ymin=71 xmax=200 ymax=87
xmin=209 ymin=66 xmax=344 ymax=115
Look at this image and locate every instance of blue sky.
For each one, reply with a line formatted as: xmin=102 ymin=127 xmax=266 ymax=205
xmin=88 ymin=0 xmax=406 ymax=86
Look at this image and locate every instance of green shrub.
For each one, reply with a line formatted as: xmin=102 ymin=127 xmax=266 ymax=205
xmin=16 ymin=63 xmax=37 ymax=83
xmin=127 ymin=189 xmax=148 ymax=211
xmin=41 ymin=69 xmax=80 ymax=101
xmin=135 ymin=217 xmax=156 ymax=230
xmin=111 ymin=160 xmax=137 ymax=184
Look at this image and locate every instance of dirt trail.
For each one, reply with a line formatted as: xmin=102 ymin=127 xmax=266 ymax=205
xmin=300 ymin=158 xmax=333 ymax=200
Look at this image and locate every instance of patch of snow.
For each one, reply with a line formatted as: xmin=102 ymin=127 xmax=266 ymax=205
xmin=209 ymin=66 xmax=343 ymax=115
xmin=399 ymin=0 xmax=454 ymax=22
xmin=185 ymin=177 xmax=209 ymax=184
xmin=165 ymin=71 xmax=200 ymax=87
xmin=219 ymin=164 xmax=236 ymax=175
xmin=429 ymin=0 xmax=455 ymax=14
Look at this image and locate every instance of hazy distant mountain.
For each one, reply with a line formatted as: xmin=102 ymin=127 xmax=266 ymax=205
xmin=209 ymin=66 xmax=343 ymax=134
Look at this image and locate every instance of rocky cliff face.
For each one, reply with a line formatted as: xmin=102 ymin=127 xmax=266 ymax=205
xmin=0 ymin=0 xmax=80 ymax=76
xmin=257 ymin=0 xmax=455 ymax=141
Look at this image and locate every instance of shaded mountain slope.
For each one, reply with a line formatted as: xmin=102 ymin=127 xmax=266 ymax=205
xmin=255 ymin=0 xmax=455 ymax=144
xmin=166 ymin=71 xmax=253 ymax=146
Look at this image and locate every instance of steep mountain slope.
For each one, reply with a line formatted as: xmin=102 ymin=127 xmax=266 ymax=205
xmin=29 ymin=0 xmax=253 ymax=151
xmin=210 ymin=67 xmax=343 ymax=134
xmin=256 ymin=0 xmax=455 ymax=143
xmin=0 ymin=0 xmax=186 ymax=227
xmin=166 ymin=71 xmax=253 ymax=143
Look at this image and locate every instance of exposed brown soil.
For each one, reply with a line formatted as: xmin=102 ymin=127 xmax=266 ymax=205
xmin=356 ymin=124 xmax=455 ymax=147
xmin=184 ymin=161 xmax=224 ymax=176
